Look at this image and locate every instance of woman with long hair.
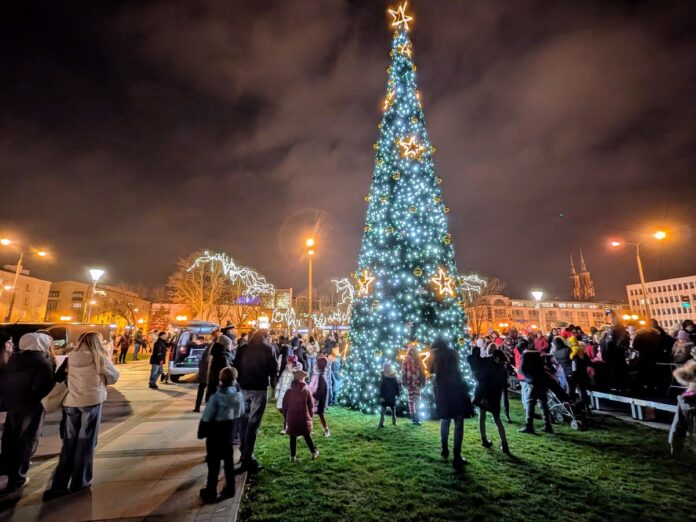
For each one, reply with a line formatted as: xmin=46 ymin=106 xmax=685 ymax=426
xmin=43 ymin=332 xmax=119 ymax=500
xmin=402 ymin=343 xmax=427 ymax=425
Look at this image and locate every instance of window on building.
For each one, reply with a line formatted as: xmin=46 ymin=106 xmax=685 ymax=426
xmin=39 ymin=286 xmax=45 ymax=294
xmin=672 ymin=284 xmax=677 ymax=291
xmin=72 ymin=303 xmax=83 ymax=309
xmin=528 ymin=310 xmax=539 ymax=318
xmin=578 ymin=311 xmax=589 ymax=318
xmin=25 ymin=284 xmax=31 ymax=292
xmin=558 ymin=303 xmax=567 ymax=308
xmin=47 ymin=301 xmax=58 ymax=311
xmin=72 ymin=291 xmax=84 ymax=298
xmin=690 ymin=282 xmax=695 ymax=289
xmin=48 ymin=290 xmax=60 ymax=298
xmin=24 ymin=297 xmax=29 ymax=305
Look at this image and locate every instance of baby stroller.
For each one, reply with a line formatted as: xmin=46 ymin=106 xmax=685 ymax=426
xmin=547 ymin=389 xmax=585 ymax=431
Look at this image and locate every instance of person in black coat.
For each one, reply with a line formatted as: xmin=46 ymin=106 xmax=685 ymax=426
xmin=552 ymin=337 xmax=572 ymax=383
xmin=378 ymin=363 xmax=400 ymax=428
xmin=0 ymin=333 xmax=55 ymax=493
xmin=194 ymin=331 xmax=218 ymax=412
xmin=425 ymin=338 xmax=472 ymax=471
xmin=600 ymin=324 xmax=631 ymax=392
xmin=206 ymin=335 xmax=234 ymax=401
xmin=468 ymin=344 xmax=510 ymax=455
xmin=518 ymin=348 xmax=553 ymax=434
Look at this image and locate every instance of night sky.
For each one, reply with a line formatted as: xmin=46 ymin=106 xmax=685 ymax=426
xmin=2 ymin=0 xmax=695 ymax=301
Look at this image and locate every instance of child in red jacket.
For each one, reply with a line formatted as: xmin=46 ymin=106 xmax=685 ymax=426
xmin=282 ymin=370 xmax=320 ymax=462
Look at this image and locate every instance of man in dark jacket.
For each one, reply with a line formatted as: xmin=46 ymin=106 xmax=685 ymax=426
xmin=0 ymin=333 xmax=54 ymax=493
xmin=149 ymin=332 xmax=168 ymax=389
xmin=193 ymin=332 xmax=217 ymax=412
xmin=206 ymin=334 xmax=233 ymax=401
xmin=518 ymin=348 xmax=553 ymax=434
xmin=233 ymin=331 xmax=278 ymax=472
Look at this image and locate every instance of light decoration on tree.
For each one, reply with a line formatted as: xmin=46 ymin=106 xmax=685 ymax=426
xmin=340 ymin=2 xmax=471 ymax=418
xmin=459 ymin=273 xmax=487 ymax=296
xmin=312 ymin=278 xmax=356 ymax=330
xmin=356 ymin=269 xmax=375 ymax=297
xmin=431 ymin=268 xmax=456 ymax=298
xmin=272 ymin=306 xmax=298 ymax=330
xmin=188 ymin=251 xmax=275 ymax=297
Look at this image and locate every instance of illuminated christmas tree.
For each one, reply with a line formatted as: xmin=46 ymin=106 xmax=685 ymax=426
xmin=341 ymin=2 xmax=470 ymax=416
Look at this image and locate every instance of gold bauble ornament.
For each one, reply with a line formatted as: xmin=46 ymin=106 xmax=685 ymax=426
xmin=414 ymin=267 xmax=423 ymax=277
xmin=386 ymin=226 xmax=394 ymax=234
xmin=392 ymin=172 xmax=401 ymax=180
xmin=409 ymin=206 xmax=417 ymax=213
xmin=364 ymin=194 xmax=371 ymax=201
xmin=379 ymin=195 xmax=388 ymax=204
xmin=444 ymin=207 xmax=450 ymax=214
xmin=433 ymin=196 xmax=442 ymax=204
xmin=437 ymin=176 xmax=443 ymax=185
xmin=373 ymin=143 xmax=380 ymax=150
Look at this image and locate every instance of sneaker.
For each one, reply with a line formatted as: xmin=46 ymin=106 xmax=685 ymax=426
xmin=290 ymin=456 xmax=297 ymax=462
xmin=149 ymin=384 xmax=159 ymax=389
xmin=518 ymin=425 xmax=535 ymax=434
xmin=441 ymin=447 xmax=449 ymax=460
xmin=193 ymin=408 xmax=201 ymax=413
xmin=506 ymin=416 xmax=513 ymax=424
xmin=280 ymin=429 xmax=287 ymax=435
xmin=501 ymin=444 xmax=512 ymax=456
xmin=3 ymin=477 xmax=29 ymax=493
xmin=311 ymin=450 xmax=320 ymax=461
xmin=481 ymin=439 xmax=493 ymax=448
xmin=323 ymin=430 xmax=330 ymax=438
xmin=452 ymin=456 xmax=466 ymax=471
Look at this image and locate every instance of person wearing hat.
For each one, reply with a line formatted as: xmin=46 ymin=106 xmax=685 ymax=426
xmin=0 ymin=332 xmax=55 ymax=494
xmin=282 ymin=369 xmax=319 ymax=462
xmin=672 ymin=330 xmax=695 ymax=365
xmin=378 ymin=362 xmax=400 ymax=428
xmin=206 ymin=334 xmax=234 ymax=401
xmin=668 ymin=360 xmax=696 ymax=456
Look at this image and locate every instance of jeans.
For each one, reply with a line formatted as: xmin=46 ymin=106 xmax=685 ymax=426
xmin=440 ymin=416 xmax=464 ymax=459
xmin=239 ymin=389 xmax=268 ymax=464
xmin=330 ymin=376 xmax=341 ymax=405
xmin=118 ymin=348 xmax=128 ymax=364
xmin=525 ymin=384 xmax=551 ymax=425
xmin=289 ymin=434 xmax=316 ymax=457
xmin=195 ymin=381 xmax=207 ymax=410
xmin=149 ymin=364 xmax=163 ymax=386
xmin=50 ymin=404 xmax=102 ymax=491
xmin=0 ymin=403 xmax=44 ymax=486
xmin=132 ymin=343 xmax=142 ymax=361
xmin=204 ymin=420 xmax=235 ymax=496
xmin=520 ymin=381 xmax=530 ymax=417
xmin=307 ymin=356 xmax=317 ymax=378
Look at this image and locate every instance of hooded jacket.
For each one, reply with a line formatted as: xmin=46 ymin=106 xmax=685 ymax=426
xmin=64 ymin=347 xmax=119 ymax=408
xmin=282 ymin=379 xmax=314 ymax=437
xmin=233 ymin=332 xmax=278 ymax=391
xmin=0 ymin=333 xmax=55 ymax=413
xmin=201 ymin=385 xmax=245 ymax=423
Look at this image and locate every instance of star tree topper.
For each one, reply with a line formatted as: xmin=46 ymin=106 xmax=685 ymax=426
xmin=388 ymin=2 xmax=414 ymax=31
xmin=431 ymin=268 xmax=456 ymax=298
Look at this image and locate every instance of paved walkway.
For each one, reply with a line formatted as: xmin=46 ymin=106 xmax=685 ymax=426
xmin=0 ymin=360 xmax=245 ymax=522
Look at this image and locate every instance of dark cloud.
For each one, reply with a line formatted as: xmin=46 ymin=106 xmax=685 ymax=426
xmin=1 ymin=0 xmax=695 ymax=300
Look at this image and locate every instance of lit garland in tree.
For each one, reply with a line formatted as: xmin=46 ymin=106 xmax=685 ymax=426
xmin=188 ymin=251 xmax=275 ymax=297
xmin=340 ymin=2 xmax=471 ymax=417
xmin=312 ymin=278 xmax=355 ymax=329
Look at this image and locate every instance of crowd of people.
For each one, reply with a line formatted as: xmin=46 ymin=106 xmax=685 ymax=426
xmin=1 ymin=312 xmax=694 ymax=502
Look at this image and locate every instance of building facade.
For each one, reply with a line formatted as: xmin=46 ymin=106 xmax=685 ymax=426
xmin=626 ymin=275 xmax=696 ymax=328
xmin=45 ymin=281 xmax=151 ymax=331
xmin=0 ymin=267 xmax=51 ymax=322
xmin=466 ymin=294 xmax=628 ymax=334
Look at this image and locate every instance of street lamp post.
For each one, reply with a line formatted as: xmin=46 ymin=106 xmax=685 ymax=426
xmin=610 ymin=231 xmax=666 ymax=319
xmin=2 ymin=239 xmax=49 ymax=322
xmin=531 ymin=291 xmax=545 ymax=333
xmin=86 ymin=268 xmax=106 ymax=324
xmin=305 ymin=238 xmax=315 ymax=332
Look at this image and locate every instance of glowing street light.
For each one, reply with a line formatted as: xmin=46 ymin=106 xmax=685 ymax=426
xmin=2 ymin=240 xmax=51 ymax=322
xmin=305 ymin=237 xmax=316 ymax=331
xmin=531 ymin=291 xmax=546 ymax=333
xmin=86 ymin=268 xmax=106 ymax=323
xmin=609 ymin=230 xmax=668 ymax=318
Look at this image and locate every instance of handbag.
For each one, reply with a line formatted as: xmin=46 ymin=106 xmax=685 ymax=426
xmin=197 ymin=420 xmax=210 ymax=440
xmin=42 ymin=381 xmax=68 ymax=411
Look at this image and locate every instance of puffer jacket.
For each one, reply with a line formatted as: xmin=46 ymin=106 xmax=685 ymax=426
xmin=64 ymin=349 xmax=120 ymax=407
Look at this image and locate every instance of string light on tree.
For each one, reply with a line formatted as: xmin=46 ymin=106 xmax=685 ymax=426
xmin=341 ymin=2 xmax=471 ymax=417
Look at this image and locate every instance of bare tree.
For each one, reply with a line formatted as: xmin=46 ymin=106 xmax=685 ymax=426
xmin=98 ymin=284 xmax=149 ymax=328
xmin=461 ymin=275 xmax=506 ymax=335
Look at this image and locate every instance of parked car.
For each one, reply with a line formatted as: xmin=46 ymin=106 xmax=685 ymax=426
xmin=167 ymin=321 xmax=219 ymax=383
xmin=0 ymin=322 xmax=115 ymax=366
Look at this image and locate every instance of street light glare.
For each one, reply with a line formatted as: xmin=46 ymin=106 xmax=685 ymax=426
xmin=37 ymin=250 xmax=48 ymax=257
xmin=89 ymin=268 xmax=106 ymax=282
xmin=610 ymin=241 xmax=622 ymax=247
xmin=0 ymin=238 xmax=11 ymax=246
xmin=305 ymin=238 xmax=315 ymax=248
xmin=653 ymin=230 xmax=667 ymax=240
xmin=531 ymin=291 xmax=544 ymax=301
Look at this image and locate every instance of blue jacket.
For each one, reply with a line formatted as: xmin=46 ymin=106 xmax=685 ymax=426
xmin=201 ymin=385 xmax=245 ymax=423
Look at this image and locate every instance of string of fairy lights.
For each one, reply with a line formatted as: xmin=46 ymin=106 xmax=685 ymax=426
xmin=340 ymin=2 xmax=473 ymax=417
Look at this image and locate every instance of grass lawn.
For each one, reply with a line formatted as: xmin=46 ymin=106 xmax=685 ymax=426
xmin=239 ymin=401 xmax=693 ymax=522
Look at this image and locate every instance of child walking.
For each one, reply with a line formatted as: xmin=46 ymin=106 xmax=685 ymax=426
xmin=276 ymin=355 xmax=302 ymax=434
xmin=309 ymin=355 xmax=331 ymax=437
xmin=401 ymin=343 xmax=426 ymax=425
xmin=379 ymin=362 xmax=400 ymax=427
xmin=282 ymin=370 xmax=320 ymax=462
xmin=199 ymin=367 xmax=245 ymax=503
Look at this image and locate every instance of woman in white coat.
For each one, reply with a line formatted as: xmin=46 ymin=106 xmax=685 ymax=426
xmin=43 ymin=331 xmax=119 ymax=499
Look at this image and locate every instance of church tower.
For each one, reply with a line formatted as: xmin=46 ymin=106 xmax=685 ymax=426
xmin=570 ymin=254 xmax=581 ymax=300
xmin=578 ymin=250 xmax=596 ymax=301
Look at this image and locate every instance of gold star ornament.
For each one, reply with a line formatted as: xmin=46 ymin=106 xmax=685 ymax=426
xmin=431 ymin=268 xmax=456 ymax=298
xmin=398 ymin=41 xmax=413 ymax=58
xmin=356 ymin=269 xmax=375 ymax=297
xmin=388 ymin=2 xmax=414 ymax=31
xmin=397 ymin=135 xmax=427 ymax=160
